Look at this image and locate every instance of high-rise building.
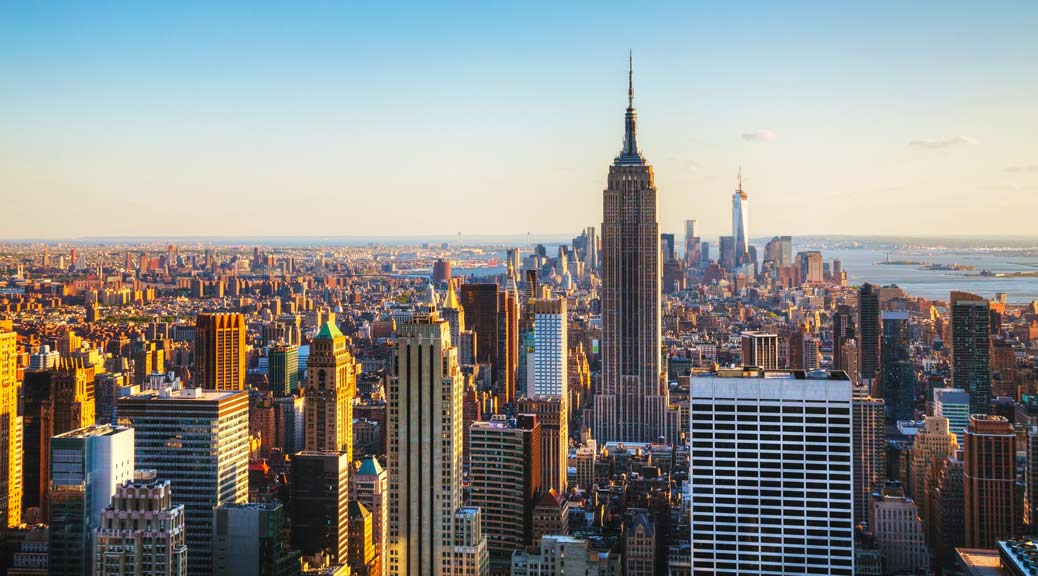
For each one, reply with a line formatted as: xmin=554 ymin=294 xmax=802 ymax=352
xmin=133 ymin=342 xmax=165 ymax=386
xmin=594 ymin=57 xmax=669 ymax=444
xmin=964 ymin=414 xmax=1016 ymax=548
xmin=469 ymin=415 xmax=541 ymax=563
xmin=516 ymin=396 xmax=568 ymax=494
xmin=388 ymin=313 xmax=485 ymax=575
xmin=440 ymin=282 xmax=466 ymax=353
xmin=908 ymin=416 xmax=958 ymax=519
xmin=347 ymin=500 xmax=377 ymax=576
xmin=268 ymin=344 xmax=299 ymax=398
xmin=290 ymin=451 xmax=350 ymax=565
xmin=530 ymin=299 xmax=567 ymax=398
xmin=350 ymin=456 xmax=388 ymax=576
xmin=870 ymin=487 xmax=929 ymax=575
xmin=460 ymin=283 xmax=499 ymax=369
xmin=47 ymin=425 xmax=135 ymax=576
xmin=930 ymin=456 xmax=965 ymax=568
xmin=853 ymin=388 xmax=886 ymax=525
xmin=213 ymin=502 xmax=300 ymax=576
xmin=732 ymin=169 xmax=749 ymax=266
xmin=859 ymin=283 xmax=881 ymax=383
xmin=497 ymin=284 xmax=519 ymax=405
xmin=118 ymin=388 xmax=249 ymax=575
xmin=304 ymin=321 xmax=356 ymax=458
xmin=951 ymin=292 xmax=992 ymax=415
xmin=881 ymin=311 xmax=915 ymax=422
xmin=94 ymin=470 xmax=188 ymax=576
xmin=452 ymin=507 xmax=489 ymax=576
xmin=194 ymin=312 xmax=246 ymax=391
xmin=763 ymin=235 xmax=792 ymax=267
xmin=718 ymin=236 xmax=735 ymax=271
xmin=689 ymin=369 xmax=854 ymax=574
xmin=832 ymin=304 xmax=856 ymax=373
xmin=934 ymin=387 xmax=971 ymax=446
xmin=684 ymin=219 xmax=699 ymax=265
xmin=660 ymin=233 xmax=676 ymax=263
xmin=0 ymin=320 xmax=22 ymax=529
xmin=740 ymin=332 xmax=778 ymax=370
xmin=796 ymin=251 xmax=824 ymax=283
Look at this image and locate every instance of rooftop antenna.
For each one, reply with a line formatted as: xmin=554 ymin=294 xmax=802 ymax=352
xmin=628 ymin=50 xmax=634 ymax=108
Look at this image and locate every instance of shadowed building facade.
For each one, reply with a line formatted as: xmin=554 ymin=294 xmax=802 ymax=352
xmin=194 ymin=313 xmax=246 ymax=391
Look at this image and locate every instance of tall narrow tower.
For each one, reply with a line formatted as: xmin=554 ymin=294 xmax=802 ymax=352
xmin=594 ymin=54 xmax=670 ymax=443
xmin=303 ymin=321 xmax=357 ymax=458
xmin=732 ymin=168 xmax=750 ymax=266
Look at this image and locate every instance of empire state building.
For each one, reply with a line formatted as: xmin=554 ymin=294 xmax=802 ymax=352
xmin=593 ymin=56 xmax=670 ymax=443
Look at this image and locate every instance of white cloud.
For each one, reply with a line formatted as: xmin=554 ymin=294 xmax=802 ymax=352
xmin=908 ymin=135 xmax=978 ymax=149
xmin=1006 ymin=164 xmax=1038 ymax=174
xmin=741 ymin=129 xmax=777 ymax=142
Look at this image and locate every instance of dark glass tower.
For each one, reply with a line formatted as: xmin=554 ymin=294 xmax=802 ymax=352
xmin=858 ymin=283 xmax=881 ymax=382
xmin=881 ymin=311 xmax=915 ymax=422
xmin=951 ymin=291 xmax=991 ymax=414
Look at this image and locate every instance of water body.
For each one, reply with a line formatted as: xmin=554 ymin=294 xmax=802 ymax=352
xmin=823 ymin=248 xmax=1038 ymax=304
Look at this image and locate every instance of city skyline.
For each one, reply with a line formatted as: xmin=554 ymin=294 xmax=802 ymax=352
xmin=3 ymin=2 xmax=1037 ymax=239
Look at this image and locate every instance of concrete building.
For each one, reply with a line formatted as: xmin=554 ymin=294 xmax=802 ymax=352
xmin=516 ymin=396 xmax=567 ymax=494
xmin=118 ymin=388 xmax=249 ymax=575
xmin=193 ymin=312 xmax=246 ymax=391
xmin=908 ymin=416 xmax=958 ymax=520
xmin=689 ymin=369 xmax=854 ymax=575
xmin=213 ymin=502 xmax=299 ymax=576
xmin=94 ymin=470 xmax=187 ymax=576
xmin=623 ymin=509 xmax=656 ymax=576
xmin=871 ymin=488 xmax=929 ymax=575
xmin=964 ymin=414 xmax=1017 ymax=548
xmin=740 ymin=332 xmax=779 ymax=370
xmin=350 ymin=456 xmax=388 ymax=576
xmin=47 ymin=425 xmax=135 ymax=576
xmin=304 ymin=321 xmax=357 ymax=458
xmin=594 ymin=57 xmax=670 ymax=444
xmin=950 ymin=292 xmax=991 ymax=414
xmin=853 ymin=388 xmax=886 ymax=525
xmin=0 ymin=320 xmax=22 ymax=529
xmin=510 ymin=535 xmax=621 ymax=576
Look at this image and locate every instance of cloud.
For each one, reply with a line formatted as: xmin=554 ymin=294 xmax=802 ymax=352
xmin=908 ymin=135 xmax=978 ymax=149
xmin=742 ymin=129 xmax=777 ymax=142
xmin=1006 ymin=164 xmax=1038 ymax=174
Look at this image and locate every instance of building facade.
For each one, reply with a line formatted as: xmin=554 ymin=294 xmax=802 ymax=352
xmin=194 ymin=313 xmax=246 ymax=391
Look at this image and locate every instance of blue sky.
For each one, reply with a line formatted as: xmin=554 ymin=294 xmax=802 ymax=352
xmin=2 ymin=1 xmax=1036 ymax=239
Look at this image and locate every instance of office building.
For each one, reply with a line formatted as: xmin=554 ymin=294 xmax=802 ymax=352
xmin=689 ymin=369 xmax=854 ymax=575
xmin=871 ymin=488 xmax=929 ymax=575
xmin=452 ymin=507 xmax=489 ymax=576
xmin=433 ymin=259 xmax=452 ymax=284
xmin=304 ymin=321 xmax=357 ymax=458
xmin=213 ymin=502 xmax=299 ymax=576
xmin=118 ymin=388 xmax=249 ymax=575
xmin=594 ymin=57 xmax=669 ymax=444
xmin=48 ymin=425 xmax=135 ymax=576
xmin=964 ymin=415 xmax=1017 ymax=548
xmin=194 ymin=312 xmax=246 ymax=391
xmin=740 ymin=332 xmax=778 ymax=370
xmin=732 ymin=170 xmax=749 ymax=266
xmin=853 ymin=388 xmax=886 ymax=525
xmin=859 ymin=283 xmax=881 ymax=382
xmin=497 ymin=284 xmax=519 ymax=404
xmin=832 ymin=304 xmax=856 ymax=373
xmin=511 ymin=535 xmax=621 ymax=576
xmin=530 ymin=298 xmax=567 ymax=398
xmin=347 ymin=500 xmax=376 ymax=576
xmin=934 ymin=387 xmax=970 ymax=446
xmin=908 ymin=416 xmax=958 ymax=519
xmin=290 ymin=451 xmax=350 ymax=565
xmin=763 ymin=235 xmax=792 ymax=267
xmin=660 ymin=233 xmax=676 ymax=263
xmin=623 ymin=509 xmax=656 ymax=576
xmin=796 ymin=251 xmax=824 ymax=283
xmin=93 ymin=470 xmax=188 ymax=576
xmin=350 ymin=456 xmax=387 ymax=576
xmin=0 ymin=320 xmax=22 ymax=529
xmin=268 ymin=344 xmax=300 ymax=398
xmin=950 ymin=292 xmax=992 ymax=414
xmin=469 ymin=415 xmax=541 ymax=562
xmin=440 ymin=283 xmax=466 ymax=353
xmin=516 ymin=397 xmax=567 ymax=494
xmin=881 ymin=311 xmax=915 ymax=422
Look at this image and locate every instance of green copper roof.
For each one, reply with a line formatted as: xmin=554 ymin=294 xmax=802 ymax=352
xmin=357 ymin=455 xmax=384 ymax=476
xmin=315 ymin=321 xmax=343 ymax=340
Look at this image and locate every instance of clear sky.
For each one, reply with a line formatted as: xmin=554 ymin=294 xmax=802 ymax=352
xmin=2 ymin=1 xmax=1036 ymax=241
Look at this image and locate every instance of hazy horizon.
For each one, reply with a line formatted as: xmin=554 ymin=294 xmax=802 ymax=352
xmin=3 ymin=2 xmax=1036 ymax=239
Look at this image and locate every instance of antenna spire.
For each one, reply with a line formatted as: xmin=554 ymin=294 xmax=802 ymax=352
xmin=737 ymin=166 xmax=743 ymax=191
xmin=628 ymin=50 xmax=634 ymax=108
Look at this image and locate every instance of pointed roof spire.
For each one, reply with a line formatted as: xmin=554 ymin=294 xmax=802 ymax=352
xmin=628 ymin=50 xmax=634 ymax=109
xmin=736 ymin=167 xmax=747 ymax=199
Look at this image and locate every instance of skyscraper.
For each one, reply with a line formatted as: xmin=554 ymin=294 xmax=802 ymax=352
xmin=118 ymin=388 xmax=250 ymax=575
xmin=853 ymin=388 xmax=886 ymax=525
xmin=290 ymin=451 xmax=350 ymax=565
xmin=497 ymin=283 xmax=519 ymax=404
xmin=516 ymin=397 xmax=567 ymax=494
xmin=740 ymin=331 xmax=779 ymax=370
xmin=388 ymin=313 xmax=485 ymax=575
xmin=304 ymin=321 xmax=356 ymax=458
xmin=732 ymin=169 xmax=749 ymax=266
xmin=950 ymin=291 xmax=992 ymax=415
xmin=858 ymin=283 xmax=881 ymax=383
xmin=689 ymin=369 xmax=854 ymax=574
xmin=832 ymin=304 xmax=856 ymax=373
xmin=880 ymin=310 xmax=915 ymax=422
xmin=268 ymin=343 xmax=299 ymax=398
xmin=93 ymin=470 xmax=188 ymax=576
xmin=933 ymin=388 xmax=970 ymax=446
xmin=594 ymin=56 xmax=670 ymax=444
xmin=351 ymin=456 xmax=388 ymax=576
xmin=908 ymin=416 xmax=958 ymax=520
xmin=963 ymin=415 xmax=1016 ymax=548
xmin=0 ymin=320 xmax=21 ymax=529
xmin=194 ymin=312 xmax=246 ymax=391
xmin=468 ymin=415 xmax=541 ymax=564
xmin=48 ymin=424 xmax=135 ymax=576
xmin=213 ymin=502 xmax=300 ymax=576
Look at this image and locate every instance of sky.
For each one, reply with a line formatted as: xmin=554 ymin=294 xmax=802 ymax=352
xmin=2 ymin=1 xmax=1037 ymax=241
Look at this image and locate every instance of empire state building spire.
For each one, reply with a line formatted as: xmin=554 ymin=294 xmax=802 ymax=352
xmin=615 ymin=51 xmax=645 ymax=166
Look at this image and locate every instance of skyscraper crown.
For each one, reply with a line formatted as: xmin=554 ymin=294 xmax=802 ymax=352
xmin=614 ymin=52 xmax=646 ymax=166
